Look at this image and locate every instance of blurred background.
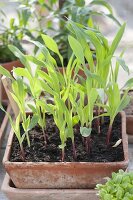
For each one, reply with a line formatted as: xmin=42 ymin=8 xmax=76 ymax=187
xmin=0 ymin=0 xmax=133 ymax=87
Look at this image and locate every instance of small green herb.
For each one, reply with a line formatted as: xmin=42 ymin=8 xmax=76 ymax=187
xmin=96 ymin=170 xmax=133 ymax=200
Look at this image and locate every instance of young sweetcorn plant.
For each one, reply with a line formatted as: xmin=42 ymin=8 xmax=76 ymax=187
xmin=45 ymin=98 xmax=66 ymax=161
xmin=51 ymin=96 xmax=79 ymax=161
xmin=67 ymin=20 xmax=128 ymax=89
xmin=0 ymin=19 xmax=131 ymax=161
xmin=10 ymin=112 xmax=38 ymax=160
xmin=12 ymin=64 xmax=47 ymax=144
xmin=28 ymin=99 xmax=47 ymax=145
xmin=0 ymin=65 xmax=39 ymax=148
xmin=67 ymin=21 xmax=130 ymax=144
xmin=11 ymin=78 xmax=31 ymax=147
xmin=69 ymin=77 xmax=98 ymax=153
xmin=105 ymin=83 xmax=130 ymax=145
xmin=0 ymin=103 xmax=25 ymax=160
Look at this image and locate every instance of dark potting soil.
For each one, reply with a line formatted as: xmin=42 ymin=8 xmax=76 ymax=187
xmin=0 ymin=105 xmax=7 ymax=126
xmin=10 ymin=114 xmax=124 ymax=162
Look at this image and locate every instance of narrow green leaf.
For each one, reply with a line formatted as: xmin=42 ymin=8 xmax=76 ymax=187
xmin=116 ymin=57 xmax=129 ymax=74
xmin=123 ymin=78 xmax=133 ymax=89
xmin=90 ymin=0 xmax=113 ymax=14
xmin=68 ymin=35 xmax=85 ymax=65
xmin=13 ymin=68 xmax=32 ymax=82
xmin=0 ymin=65 xmax=13 ymax=80
xmin=28 ymin=115 xmax=38 ymax=131
xmin=41 ymin=34 xmax=63 ymax=66
xmin=108 ymin=23 xmax=126 ymax=56
xmin=8 ymin=45 xmax=31 ymax=72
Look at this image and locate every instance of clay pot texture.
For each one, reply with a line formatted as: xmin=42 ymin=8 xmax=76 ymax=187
xmin=0 ymin=101 xmax=11 ymax=148
xmin=3 ymin=112 xmax=128 ymax=189
xmin=0 ymin=60 xmax=23 ymax=100
xmin=126 ymin=115 xmax=133 ymax=135
xmin=1 ymin=174 xmax=98 ymax=200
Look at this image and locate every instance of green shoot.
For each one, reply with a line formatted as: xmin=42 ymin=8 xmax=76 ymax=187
xmin=105 ymin=83 xmax=130 ymax=145
xmin=28 ymin=99 xmax=47 ymax=145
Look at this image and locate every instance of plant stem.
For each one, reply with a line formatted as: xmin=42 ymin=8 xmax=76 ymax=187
xmin=25 ymin=131 xmax=30 ymax=147
xmin=85 ymin=136 xmax=91 ymax=154
xmin=106 ymin=124 xmax=113 ymax=145
xmin=20 ymin=143 xmax=25 ymax=161
xmin=42 ymin=127 xmax=47 ymax=146
xmin=82 ymin=136 xmax=85 ymax=144
xmin=96 ymin=107 xmax=101 ymax=134
xmin=61 ymin=148 xmax=65 ymax=162
xmin=96 ymin=106 xmax=101 ymax=134
xmin=72 ymin=140 xmax=77 ymax=160
xmin=101 ymin=107 xmax=104 ymax=125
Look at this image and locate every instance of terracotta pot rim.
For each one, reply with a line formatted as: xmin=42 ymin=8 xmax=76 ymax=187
xmin=3 ymin=111 xmax=128 ymax=165
xmin=0 ymin=59 xmax=21 ymax=65
xmin=0 ymin=101 xmax=11 ymax=146
xmin=1 ymin=174 xmax=98 ymax=200
xmin=126 ymin=115 xmax=133 ymax=118
xmin=2 ymin=173 xmax=97 ymax=194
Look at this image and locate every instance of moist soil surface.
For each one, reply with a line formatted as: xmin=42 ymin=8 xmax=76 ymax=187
xmin=124 ymin=90 xmax=133 ymax=115
xmin=0 ymin=105 xmax=7 ymax=126
xmin=10 ymin=114 xmax=124 ymax=162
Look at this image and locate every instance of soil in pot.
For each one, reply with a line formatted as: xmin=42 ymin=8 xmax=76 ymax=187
xmin=10 ymin=114 xmax=124 ymax=162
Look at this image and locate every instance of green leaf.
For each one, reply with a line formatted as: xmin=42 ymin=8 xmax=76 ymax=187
xmin=123 ymin=78 xmax=133 ymax=89
xmin=80 ymin=127 xmax=92 ymax=137
xmin=41 ymin=34 xmax=63 ymax=66
xmin=0 ymin=65 xmax=13 ymax=80
xmin=117 ymin=95 xmax=130 ymax=112
xmin=27 ymin=104 xmax=36 ymax=113
xmin=10 ymin=18 xmax=15 ymax=29
xmin=8 ymin=45 xmax=31 ymax=72
xmin=106 ymin=13 xmax=121 ymax=26
xmin=108 ymin=23 xmax=126 ymax=56
xmin=28 ymin=115 xmax=38 ymax=131
xmin=29 ymin=40 xmax=56 ymax=66
xmin=68 ymin=35 xmax=85 ymax=65
xmin=40 ymin=79 xmax=56 ymax=96
xmin=97 ymin=88 xmax=105 ymax=104
xmin=75 ymin=0 xmax=85 ymax=6
xmin=116 ymin=57 xmax=129 ymax=75
xmin=13 ymin=68 xmax=32 ymax=82
xmin=90 ymin=0 xmax=113 ymax=14
xmin=72 ymin=115 xmax=79 ymax=126
xmin=25 ymin=55 xmax=46 ymax=67
xmin=37 ymin=70 xmax=52 ymax=85
xmin=10 ymin=92 xmax=23 ymax=112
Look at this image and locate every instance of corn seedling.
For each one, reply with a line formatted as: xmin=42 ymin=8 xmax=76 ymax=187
xmin=0 ymin=19 xmax=132 ymax=162
xmin=105 ymin=83 xmax=130 ymax=145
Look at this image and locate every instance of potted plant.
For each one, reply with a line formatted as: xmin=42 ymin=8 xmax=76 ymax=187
xmin=52 ymin=0 xmax=121 ymax=66
xmin=15 ymin=0 xmax=120 ymax=66
xmin=0 ymin=7 xmax=33 ymax=99
xmin=96 ymin=170 xmax=133 ymax=199
xmin=0 ymin=21 xmax=131 ymax=192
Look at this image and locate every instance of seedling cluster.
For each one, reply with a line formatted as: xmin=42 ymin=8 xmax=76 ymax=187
xmin=0 ymin=21 xmax=132 ymax=161
xmin=96 ymin=170 xmax=133 ymax=200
